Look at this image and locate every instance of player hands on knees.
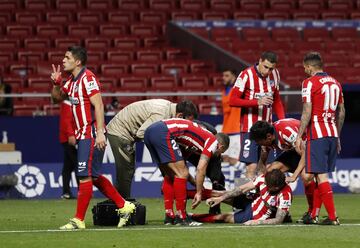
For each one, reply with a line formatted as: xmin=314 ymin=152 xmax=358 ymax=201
xmin=190 ymin=169 xmax=292 ymax=225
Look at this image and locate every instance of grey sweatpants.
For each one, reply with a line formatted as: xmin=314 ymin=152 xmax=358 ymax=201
xmin=107 ymin=133 xmax=136 ymax=199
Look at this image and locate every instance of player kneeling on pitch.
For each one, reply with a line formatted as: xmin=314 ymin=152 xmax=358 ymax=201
xmin=191 ymin=169 xmax=292 ymax=225
xmin=144 ymin=118 xmax=229 ymax=225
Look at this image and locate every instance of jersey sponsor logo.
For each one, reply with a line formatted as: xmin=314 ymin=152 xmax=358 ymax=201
xmin=15 ymin=164 xmax=46 ymax=198
xmin=69 ymin=96 xmax=79 ymax=105
xmin=254 ymin=92 xmax=273 ymax=99
xmin=279 ymin=199 xmax=291 ymax=209
xmin=78 ymin=162 xmax=87 ymax=172
xmin=86 ymin=80 xmax=99 ymax=93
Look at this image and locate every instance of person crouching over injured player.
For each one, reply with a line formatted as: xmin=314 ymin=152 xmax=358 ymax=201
xmin=190 ymin=169 xmax=292 ymax=225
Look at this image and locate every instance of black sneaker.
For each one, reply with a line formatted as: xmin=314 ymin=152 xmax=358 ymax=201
xmin=303 ymin=215 xmax=319 ymax=225
xmin=61 ymin=193 xmax=74 ymax=199
xmin=283 ymin=213 xmax=293 ymax=223
xmin=320 ymin=217 xmax=340 ymax=225
xmin=296 ymin=212 xmax=311 ymax=223
xmin=174 ymin=216 xmax=202 ymax=226
xmin=164 ymin=214 xmax=174 ymax=225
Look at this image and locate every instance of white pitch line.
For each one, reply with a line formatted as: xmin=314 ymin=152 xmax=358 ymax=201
xmin=1 ymin=223 xmax=360 ymax=234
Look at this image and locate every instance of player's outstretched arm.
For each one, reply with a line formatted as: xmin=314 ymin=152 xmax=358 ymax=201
xmin=244 ymin=209 xmax=288 ymax=226
xmin=336 ymin=103 xmax=346 ymax=154
xmin=286 ymin=149 xmax=306 ymax=183
xmin=90 ymin=93 xmax=106 ymax=151
xmin=192 ymin=154 xmax=209 ymax=209
xmin=257 ymin=147 xmax=269 ymax=174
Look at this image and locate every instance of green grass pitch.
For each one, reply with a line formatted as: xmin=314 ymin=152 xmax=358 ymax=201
xmin=0 ymin=194 xmax=360 ymax=248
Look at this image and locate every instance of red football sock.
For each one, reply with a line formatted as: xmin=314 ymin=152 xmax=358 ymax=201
xmin=311 ymin=186 xmax=322 ymax=218
xmin=75 ymin=180 xmax=93 ymax=221
xmin=318 ymin=182 xmax=337 ymax=220
xmin=162 ymin=176 xmax=175 ymax=217
xmin=174 ymin=177 xmax=187 ymax=219
xmin=191 ymin=214 xmax=217 ymax=223
xmin=93 ymin=175 xmax=125 ymax=208
xmin=304 ymin=180 xmax=316 ymax=213
xmin=187 ymin=189 xmax=213 ymax=200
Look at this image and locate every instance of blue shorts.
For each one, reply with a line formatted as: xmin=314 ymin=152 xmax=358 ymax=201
xmin=240 ymin=132 xmax=278 ymax=164
xmin=305 ymin=137 xmax=338 ymax=174
xmin=144 ymin=121 xmax=183 ymax=165
xmin=233 ymin=201 xmax=253 ymax=224
xmin=77 ymin=138 xmax=104 ymax=177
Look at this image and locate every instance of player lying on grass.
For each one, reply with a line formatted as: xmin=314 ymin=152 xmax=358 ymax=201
xmin=249 ymin=119 xmax=315 ymax=223
xmin=190 ymin=169 xmax=292 ymax=225
xmin=144 ymin=118 xmax=229 ymax=225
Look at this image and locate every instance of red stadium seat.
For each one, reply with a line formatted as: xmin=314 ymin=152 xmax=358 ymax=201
xmin=303 ymin=28 xmax=330 ymax=42
xmin=27 ymin=77 xmax=50 ymax=88
xmin=325 ymin=41 xmax=354 ymax=54
xmin=165 ymin=49 xmax=191 ymax=60
xmin=6 ymin=25 xmax=33 ymax=37
xmin=130 ymin=24 xmax=158 ymax=36
xmin=25 ymin=0 xmax=49 ymax=9
xmin=160 ymin=62 xmax=188 ymax=74
xmin=271 ymin=28 xmax=301 ymax=42
xmin=9 ymin=64 xmax=36 ymax=75
xmin=180 ymin=0 xmax=206 ymax=10
xmin=209 ymin=0 xmax=236 ymax=11
xmin=149 ymin=0 xmax=175 ymax=9
xmin=350 ymin=54 xmax=360 ymax=67
xmin=99 ymin=25 xmax=127 ymax=36
xmin=131 ymin=64 xmax=159 ymax=74
xmin=15 ymin=12 xmax=42 ymax=24
xmin=107 ymin=50 xmax=134 ymax=62
xmin=36 ymin=25 xmax=64 ymax=37
xmin=139 ymin=12 xmax=167 ymax=23
xmin=181 ymin=76 xmax=209 ymax=89
xmin=46 ymin=12 xmax=73 ymax=23
xmin=298 ymin=0 xmax=325 ymax=10
xmin=24 ymin=38 xmax=51 ymax=50
xmin=188 ymin=28 xmax=209 ymax=39
xmin=84 ymin=38 xmax=111 ymax=50
xmin=211 ymin=28 xmax=238 ymax=39
xmin=101 ymin=64 xmax=129 ymax=75
xmin=190 ymin=61 xmax=215 ymax=73
xmin=114 ymin=37 xmax=141 ymax=49
xmin=54 ymin=38 xmax=82 ymax=49
xmin=86 ymin=64 xmax=99 ymax=73
xmin=233 ymin=12 xmax=260 ymax=20
xmin=13 ymin=105 xmax=38 ymax=116
xmin=263 ymin=12 xmax=290 ymax=20
xmin=120 ymin=77 xmax=148 ymax=90
xmin=86 ymin=0 xmax=113 ymax=9
xmin=56 ymin=0 xmax=83 ymax=9
xmin=108 ymin=11 xmax=135 ymax=23
xmin=136 ymin=50 xmax=163 ymax=61
xmin=287 ymin=54 xmax=307 ymax=68
xmin=171 ymin=12 xmax=199 ymax=21
xmin=331 ymin=28 xmax=358 ymax=41
xmin=350 ymin=12 xmax=360 ymax=20
xmin=98 ymin=77 xmax=118 ymax=88
xmin=36 ymin=62 xmax=52 ymax=75
xmin=328 ymin=0 xmax=353 ymax=10
xmin=292 ymin=12 xmax=319 ymax=20
xmin=321 ymin=12 xmax=348 ymax=20
xmin=48 ymin=51 xmax=66 ymax=63
xmin=150 ymin=76 xmax=177 ymax=91
xmin=240 ymin=0 xmax=266 ymax=10
xmin=68 ymin=25 xmax=95 ymax=37
xmin=262 ymin=42 xmax=292 ymax=53
xmin=198 ymin=103 xmax=222 ymax=115
xmin=117 ymin=0 xmax=145 ymax=10
xmin=87 ymin=51 xmax=105 ymax=63
xmin=18 ymin=51 xmax=45 ymax=63
xmin=143 ymin=36 xmax=167 ymax=47
xmin=2 ymin=75 xmax=25 ymax=88
xmin=0 ymin=13 xmax=11 ymax=23
xmin=0 ymin=52 xmax=14 ymax=63
xmin=0 ymin=0 xmax=20 ymax=11
xmin=241 ymin=28 xmax=270 ymax=41
xmin=269 ymin=0 xmax=295 ymax=10
xmin=322 ymin=54 xmax=349 ymax=68
xmin=77 ymin=12 xmax=104 ymax=23
xmin=214 ymin=39 xmax=232 ymax=51
xmin=236 ymin=52 xmax=257 ymax=64
xmin=0 ymin=39 xmax=20 ymax=50
xmin=293 ymin=41 xmax=325 ymax=54
xmin=202 ymin=12 xmax=230 ymax=20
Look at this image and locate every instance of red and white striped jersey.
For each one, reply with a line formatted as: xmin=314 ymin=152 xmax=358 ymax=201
xmin=162 ymin=118 xmax=218 ymax=158
xmin=231 ymin=65 xmax=284 ymax=132
xmin=302 ymin=72 xmax=344 ymax=140
xmin=273 ymin=118 xmax=301 ymax=151
xmin=251 ymin=175 xmax=292 ymax=220
xmin=62 ymin=68 xmax=102 ymax=140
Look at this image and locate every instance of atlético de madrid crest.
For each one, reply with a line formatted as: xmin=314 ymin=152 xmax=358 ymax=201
xmin=243 ymin=150 xmax=249 ymax=158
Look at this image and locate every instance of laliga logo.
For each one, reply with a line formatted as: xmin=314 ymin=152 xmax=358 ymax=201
xmin=15 ymin=165 xmax=46 ymax=198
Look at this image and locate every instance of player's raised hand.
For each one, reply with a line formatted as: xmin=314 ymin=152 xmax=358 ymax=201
xmin=51 ymin=64 xmax=62 ymax=85
xmin=95 ymin=132 xmax=107 ymax=151
xmin=191 ymin=192 xmax=202 ymax=209
xmin=258 ymin=96 xmax=273 ymax=106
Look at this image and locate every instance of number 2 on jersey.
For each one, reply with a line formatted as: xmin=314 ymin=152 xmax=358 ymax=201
xmin=321 ymin=84 xmax=340 ymax=111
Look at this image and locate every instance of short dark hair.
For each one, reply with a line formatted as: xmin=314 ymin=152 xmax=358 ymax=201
xmin=223 ymin=69 xmax=237 ymax=76
xmin=265 ymin=169 xmax=286 ymax=191
xmin=68 ymin=46 xmax=87 ymax=65
xmin=176 ymin=100 xmax=198 ymax=119
xmin=249 ymin=121 xmax=275 ymax=142
xmin=303 ymin=52 xmax=323 ymax=68
xmin=260 ymin=51 xmax=278 ymax=64
xmin=216 ymin=133 xmax=230 ymax=150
